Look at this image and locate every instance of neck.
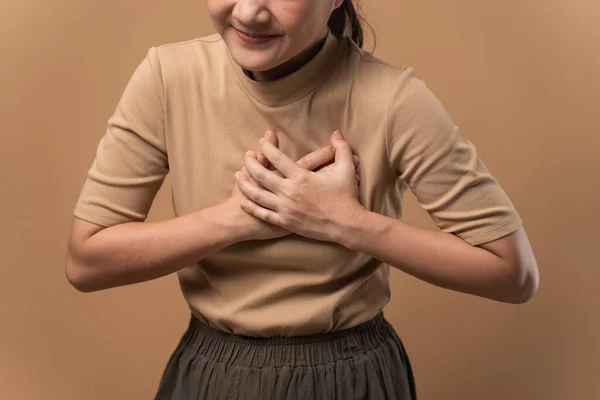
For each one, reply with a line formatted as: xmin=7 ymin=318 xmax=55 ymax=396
xmin=246 ymin=33 xmax=328 ymax=82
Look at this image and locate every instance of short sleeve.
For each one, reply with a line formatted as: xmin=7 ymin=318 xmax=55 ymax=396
xmin=386 ymin=68 xmax=522 ymax=246
xmin=73 ymin=47 xmax=169 ymax=227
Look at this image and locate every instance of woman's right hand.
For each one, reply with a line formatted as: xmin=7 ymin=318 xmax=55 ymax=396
xmin=224 ymin=131 xmax=358 ymax=242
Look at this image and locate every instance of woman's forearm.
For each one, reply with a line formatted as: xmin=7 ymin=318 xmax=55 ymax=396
xmin=338 ymin=207 xmax=533 ymax=303
xmin=66 ymin=202 xmax=243 ymax=292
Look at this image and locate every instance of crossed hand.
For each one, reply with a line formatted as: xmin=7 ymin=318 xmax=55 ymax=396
xmin=230 ymin=130 xmax=362 ymax=243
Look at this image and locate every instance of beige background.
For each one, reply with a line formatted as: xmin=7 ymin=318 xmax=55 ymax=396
xmin=1 ymin=0 xmax=598 ymax=399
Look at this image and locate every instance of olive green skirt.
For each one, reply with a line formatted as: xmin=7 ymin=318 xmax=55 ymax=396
xmin=154 ymin=313 xmax=416 ymax=399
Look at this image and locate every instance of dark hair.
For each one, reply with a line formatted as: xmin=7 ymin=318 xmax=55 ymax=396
xmin=327 ymin=0 xmax=374 ymax=50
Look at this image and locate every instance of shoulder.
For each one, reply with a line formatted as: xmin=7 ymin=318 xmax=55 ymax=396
xmin=338 ymin=39 xmax=432 ymax=113
xmin=155 ymin=33 xmax=225 ymax=59
xmin=340 ymin=41 xmax=456 ymax=146
xmin=144 ymin=33 xmax=228 ymax=83
xmin=342 ymin=40 xmax=416 ymax=92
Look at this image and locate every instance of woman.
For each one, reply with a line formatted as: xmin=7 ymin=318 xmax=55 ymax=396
xmin=66 ymin=0 xmax=539 ymax=398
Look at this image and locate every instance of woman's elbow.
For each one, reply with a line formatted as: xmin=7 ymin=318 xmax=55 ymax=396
xmin=65 ymin=218 xmax=109 ymax=292
xmin=504 ymin=261 xmax=540 ymax=304
xmin=479 ymin=228 xmax=539 ymax=304
xmin=65 ymin=252 xmax=99 ymax=293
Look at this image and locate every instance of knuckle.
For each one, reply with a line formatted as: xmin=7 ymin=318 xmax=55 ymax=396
xmin=271 ymin=152 xmax=281 ymax=165
xmin=262 ymin=211 xmax=270 ymax=223
xmin=298 ymin=172 xmax=310 ymax=185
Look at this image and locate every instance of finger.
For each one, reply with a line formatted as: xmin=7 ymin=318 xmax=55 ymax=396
xmin=270 ymin=131 xmax=279 ymax=147
xmin=296 ymin=145 xmax=335 ymax=171
xmin=240 ymin=198 xmax=283 ymax=226
xmin=246 ymin=163 xmax=284 ymax=180
xmin=259 ymin=137 xmax=303 ymax=178
xmin=318 ymin=163 xmax=335 ymax=173
xmin=331 ymin=130 xmax=354 ymax=167
xmin=241 ymin=166 xmax=261 ymax=187
xmin=315 ymin=156 xmax=360 ymax=175
xmin=236 ymin=170 xmax=280 ymax=211
xmin=256 ymin=131 xmax=279 ymax=167
xmin=245 ymin=150 xmax=285 ymax=192
xmin=246 ymin=151 xmax=263 ymax=172
xmin=239 ymin=168 xmax=265 ymax=202
xmin=295 ymin=147 xmax=359 ymax=171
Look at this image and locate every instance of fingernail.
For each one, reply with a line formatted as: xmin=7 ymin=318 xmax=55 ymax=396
xmin=235 ymin=171 xmax=240 ymax=181
xmin=334 ymin=130 xmax=343 ymax=139
xmin=265 ymin=131 xmax=272 ymax=139
xmin=259 ymin=138 xmax=264 ymax=144
xmin=241 ymin=200 xmax=250 ymax=208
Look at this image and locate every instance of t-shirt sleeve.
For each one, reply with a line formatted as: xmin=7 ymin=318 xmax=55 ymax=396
xmin=73 ymin=47 xmax=169 ymax=227
xmin=386 ymin=68 xmax=522 ymax=246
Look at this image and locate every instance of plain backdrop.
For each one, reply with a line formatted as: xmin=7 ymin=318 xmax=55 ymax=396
xmin=1 ymin=0 xmax=598 ymax=399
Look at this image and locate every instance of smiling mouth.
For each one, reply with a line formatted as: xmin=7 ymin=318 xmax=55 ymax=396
xmin=233 ymin=28 xmax=280 ymax=45
xmin=234 ymin=28 xmax=277 ymax=38
xmin=239 ymin=31 xmax=274 ymax=38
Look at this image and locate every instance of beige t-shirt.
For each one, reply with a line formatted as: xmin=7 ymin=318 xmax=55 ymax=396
xmin=74 ymin=31 xmax=522 ymax=337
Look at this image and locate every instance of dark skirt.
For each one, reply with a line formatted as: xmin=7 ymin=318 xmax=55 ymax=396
xmin=154 ymin=313 xmax=417 ymax=399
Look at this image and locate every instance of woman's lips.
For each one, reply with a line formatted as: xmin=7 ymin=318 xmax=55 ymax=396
xmin=234 ymin=28 xmax=278 ymax=45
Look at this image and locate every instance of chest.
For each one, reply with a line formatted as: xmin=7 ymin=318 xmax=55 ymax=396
xmin=166 ymin=89 xmax=397 ymax=218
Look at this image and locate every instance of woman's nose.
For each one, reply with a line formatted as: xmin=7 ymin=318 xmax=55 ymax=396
xmin=232 ymin=0 xmax=272 ymax=27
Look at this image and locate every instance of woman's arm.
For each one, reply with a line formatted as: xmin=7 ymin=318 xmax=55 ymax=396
xmin=237 ymin=131 xmax=539 ymax=304
xmin=66 ymin=133 xmax=337 ymax=292
xmin=338 ymin=208 xmax=539 ymax=303
xmin=66 ymin=202 xmax=244 ymax=293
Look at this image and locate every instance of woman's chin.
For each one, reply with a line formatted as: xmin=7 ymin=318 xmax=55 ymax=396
xmin=231 ymin=54 xmax=277 ymax=75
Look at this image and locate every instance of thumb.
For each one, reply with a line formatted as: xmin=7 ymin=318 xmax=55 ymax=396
xmin=331 ymin=130 xmax=353 ymax=166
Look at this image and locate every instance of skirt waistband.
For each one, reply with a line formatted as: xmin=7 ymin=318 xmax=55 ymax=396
xmin=179 ymin=312 xmax=396 ymax=368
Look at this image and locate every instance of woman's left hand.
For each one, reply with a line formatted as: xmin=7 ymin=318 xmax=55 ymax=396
xmin=236 ymin=130 xmax=363 ymax=243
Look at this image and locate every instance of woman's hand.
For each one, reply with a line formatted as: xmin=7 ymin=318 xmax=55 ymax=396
xmin=236 ymin=130 xmax=363 ymax=243
xmin=225 ymin=131 xmax=340 ymax=242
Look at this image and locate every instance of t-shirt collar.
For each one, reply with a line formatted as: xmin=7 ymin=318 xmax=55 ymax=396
xmin=227 ymin=30 xmax=345 ymax=107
